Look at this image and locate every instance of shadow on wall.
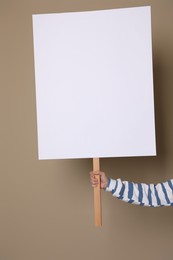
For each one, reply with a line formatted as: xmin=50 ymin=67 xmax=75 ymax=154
xmin=153 ymin=52 xmax=167 ymax=163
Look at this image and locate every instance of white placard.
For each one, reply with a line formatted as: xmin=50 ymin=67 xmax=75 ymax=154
xmin=32 ymin=6 xmax=156 ymax=159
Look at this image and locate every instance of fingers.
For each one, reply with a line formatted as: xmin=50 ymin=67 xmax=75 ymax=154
xmin=89 ymin=171 xmax=97 ymax=187
xmin=89 ymin=171 xmax=102 ymax=188
xmin=89 ymin=171 xmax=103 ymax=177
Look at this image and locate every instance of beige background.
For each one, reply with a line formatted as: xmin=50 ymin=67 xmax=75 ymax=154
xmin=1 ymin=0 xmax=173 ymax=259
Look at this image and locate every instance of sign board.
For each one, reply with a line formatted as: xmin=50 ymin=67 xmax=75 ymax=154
xmin=32 ymin=6 xmax=156 ymax=160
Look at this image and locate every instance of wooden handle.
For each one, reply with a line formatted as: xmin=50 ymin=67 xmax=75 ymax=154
xmin=93 ymin=158 xmax=102 ymax=227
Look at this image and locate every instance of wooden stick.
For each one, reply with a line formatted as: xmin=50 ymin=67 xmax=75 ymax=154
xmin=93 ymin=157 xmax=102 ymax=227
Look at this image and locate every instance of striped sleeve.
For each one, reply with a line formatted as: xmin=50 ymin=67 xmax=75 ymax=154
xmin=105 ymin=178 xmax=173 ymax=207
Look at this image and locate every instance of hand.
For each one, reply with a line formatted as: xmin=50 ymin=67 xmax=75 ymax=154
xmin=89 ymin=171 xmax=108 ymax=189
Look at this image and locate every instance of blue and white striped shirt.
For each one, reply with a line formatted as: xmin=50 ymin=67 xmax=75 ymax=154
xmin=105 ymin=178 xmax=173 ymax=207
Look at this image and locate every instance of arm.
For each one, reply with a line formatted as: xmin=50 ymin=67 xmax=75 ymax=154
xmin=106 ymin=178 xmax=173 ymax=207
xmin=90 ymin=171 xmax=173 ymax=207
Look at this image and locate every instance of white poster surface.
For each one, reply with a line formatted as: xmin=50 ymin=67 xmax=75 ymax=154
xmin=32 ymin=6 xmax=156 ymax=159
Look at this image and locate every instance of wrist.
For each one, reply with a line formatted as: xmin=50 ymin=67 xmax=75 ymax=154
xmin=102 ymin=178 xmax=109 ymax=189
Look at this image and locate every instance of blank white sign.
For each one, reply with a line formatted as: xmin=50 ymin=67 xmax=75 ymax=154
xmin=32 ymin=6 xmax=156 ymax=159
